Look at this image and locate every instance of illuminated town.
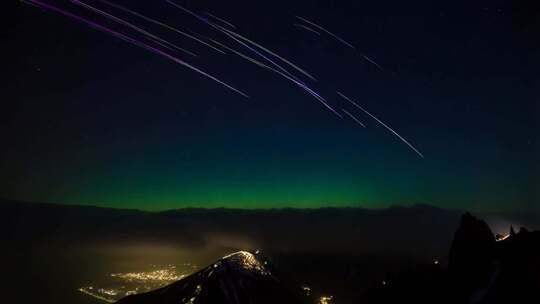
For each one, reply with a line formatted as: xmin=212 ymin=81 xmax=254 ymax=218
xmin=319 ymin=295 xmax=334 ymax=304
xmin=77 ymin=253 xmax=333 ymax=303
xmin=110 ymin=267 xmax=186 ymax=282
xmin=79 ymin=264 xmax=196 ymax=302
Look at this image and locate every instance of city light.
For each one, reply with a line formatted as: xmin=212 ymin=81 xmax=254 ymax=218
xmin=319 ymin=295 xmax=334 ymax=304
xmin=78 ymin=264 xmax=193 ymax=302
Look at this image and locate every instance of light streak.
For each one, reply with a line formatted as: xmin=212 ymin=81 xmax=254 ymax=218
xmin=210 ymin=39 xmax=342 ymax=117
xmin=71 ymin=0 xmax=197 ymax=57
xmin=216 ymin=25 xmax=318 ymax=81
xmin=167 ymin=1 xmax=317 ymax=82
xmin=360 ymin=53 xmax=384 ymax=71
xmin=204 ymin=11 xmax=236 ymax=28
xmin=294 ymin=23 xmax=321 ymax=35
xmin=342 ymin=108 xmax=366 ymax=128
xmin=337 ymin=91 xmax=424 ymax=158
xmin=295 ymin=16 xmax=355 ymax=49
xmin=23 ymin=0 xmax=248 ymax=97
xmin=496 ymin=234 xmax=510 ymax=241
xmin=96 ymin=0 xmax=227 ymax=54
xmin=296 ymin=16 xmax=384 ymax=70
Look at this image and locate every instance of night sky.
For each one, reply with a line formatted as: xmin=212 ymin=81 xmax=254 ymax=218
xmin=4 ymin=0 xmax=539 ymax=212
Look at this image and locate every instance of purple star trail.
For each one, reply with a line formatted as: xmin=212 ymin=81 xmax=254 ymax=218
xmin=21 ymin=0 xmax=423 ymax=157
xmin=22 ymin=0 xmax=248 ymax=97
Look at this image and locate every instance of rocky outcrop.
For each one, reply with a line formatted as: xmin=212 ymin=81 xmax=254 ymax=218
xmin=448 ymin=213 xmax=496 ymax=290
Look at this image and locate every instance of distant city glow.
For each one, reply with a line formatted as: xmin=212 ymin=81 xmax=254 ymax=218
xmin=110 ymin=266 xmax=185 ymax=282
xmin=496 ymin=234 xmax=511 ymax=242
xmin=79 ymin=264 xmax=196 ymax=302
xmin=78 ymin=287 xmax=115 ymax=303
xmin=319 ymin=295 xmax=334 ymax=304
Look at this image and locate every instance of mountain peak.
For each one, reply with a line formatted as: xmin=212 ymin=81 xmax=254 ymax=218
xmin=116 ymin=251 xmax=305 ymax=304
xmin=218 ymin=251 xmax=271 ymax=276
xmin=448 ymin=213 xmax=496 ymax=297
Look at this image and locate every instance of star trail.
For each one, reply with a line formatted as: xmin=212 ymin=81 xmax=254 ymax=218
xmin=4 ymin=0 xmax=538 ymax=213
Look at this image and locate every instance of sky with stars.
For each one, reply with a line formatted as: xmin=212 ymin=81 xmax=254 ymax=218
xmin=4 ymin=0 xmax=539 ymax=213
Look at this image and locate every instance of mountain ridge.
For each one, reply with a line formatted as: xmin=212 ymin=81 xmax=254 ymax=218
xmin=116 ymin=251 xmax=308 ymax=304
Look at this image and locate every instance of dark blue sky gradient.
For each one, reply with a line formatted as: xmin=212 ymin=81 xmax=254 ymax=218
xmin=3 ymin=0 xmax=538 ymax=212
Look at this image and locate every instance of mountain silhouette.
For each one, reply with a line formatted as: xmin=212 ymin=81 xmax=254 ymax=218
xmin=448 ymin=212 xmax=496 ymax=299
xmin=448 ymin=213 xmax=540 ymax=303
xmin=483 ymin=226 xmax=540 ymax=303
xmin=3 ymin=201 xmax=538 ymax=304
xmin=116 ymin=251 xmax=308 ymax=304
xmin=365 ymin=212 xmax=540 ymax=304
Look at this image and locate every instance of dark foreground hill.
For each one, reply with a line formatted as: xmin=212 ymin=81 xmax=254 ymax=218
xmin=2 ymin=200 xmax=538 ymax=304
xmin=364 ymin=213 xmax=540 ymax=304
xmin=115 ymin=213 xmax=540 ymax=304
xmin=2 ymin=200 xmax=465 ymax=304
